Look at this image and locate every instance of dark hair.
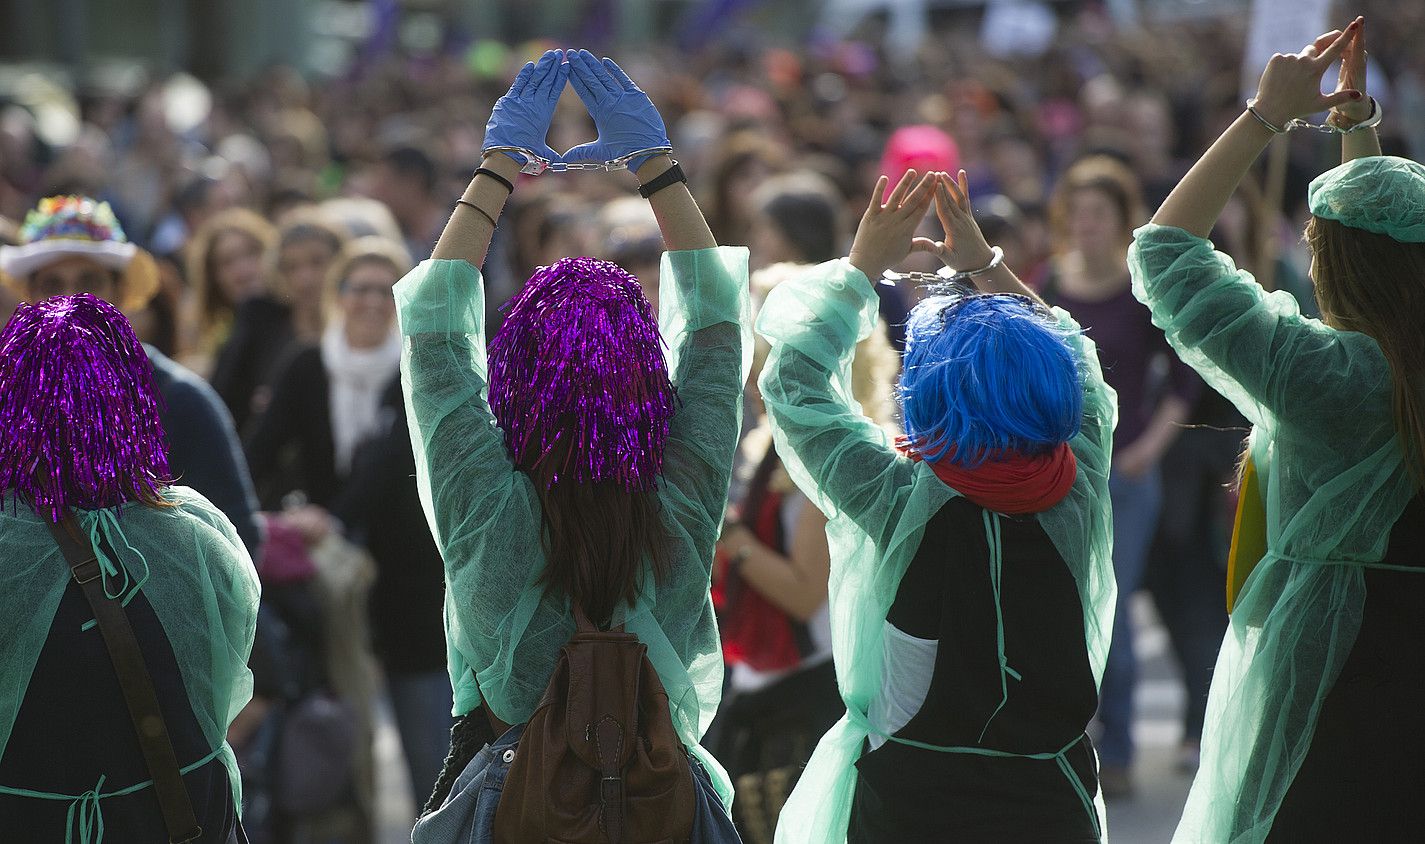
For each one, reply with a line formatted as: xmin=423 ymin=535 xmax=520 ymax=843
xmin=759 ymin=188 xmax=843 ymax=263
xmin=174 ymin=175 xmax=220 ymax=218
xmin=523 ymin=429 xmax=669 ymax=626
xmin=1306 ymin=216 xmax=1425 ymax=488
xmin=973 ymin=194 xmax=1025 ymax=246
xmin=382 ymin=145 xmax=439 ymax=195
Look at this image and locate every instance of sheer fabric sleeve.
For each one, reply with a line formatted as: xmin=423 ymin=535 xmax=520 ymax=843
xmin=1128 ymin=223 xmax=1382 ymax=430
xmin=755 ymin=259 xmax=916 ymax=543
xmin=394 ymin=259 xmax=548 ymax=717
xmin=655 ymin=246 xmax=752 ymax=561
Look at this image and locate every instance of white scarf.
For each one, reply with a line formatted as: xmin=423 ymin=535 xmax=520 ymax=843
xmin=322 ymin=320 xmax=402 ymax=476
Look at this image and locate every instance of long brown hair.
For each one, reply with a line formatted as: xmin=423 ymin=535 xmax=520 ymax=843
xmin=520 ymin=426 xmax=669 ymax=627
xmin=187 ymin=208 xmax=277 ymax=335
xmin=1307 ymin=216 xmax=1425 ymax=487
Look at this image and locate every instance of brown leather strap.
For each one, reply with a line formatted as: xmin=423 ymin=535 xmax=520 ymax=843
xmin=46 ymin=515 xmax=203 ymax=843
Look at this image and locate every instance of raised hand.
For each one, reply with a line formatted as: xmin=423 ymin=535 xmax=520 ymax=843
xmin=564 ymin=50 xmax=670 ymax=172
xmin=848 ymin=170 xmax=937 ymax=282
xmin=483 ymin=49 xmax=570 ymax=169
xmin=1329 ymin=19 xmax=1372 ymax=126
xmin=911 ymin=170 xmax=996 ymax=272
xmin=1252 ymin=19 xmax=1363 ymax=128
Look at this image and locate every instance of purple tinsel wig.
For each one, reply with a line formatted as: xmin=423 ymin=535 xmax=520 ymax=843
xmin=488 ymin=256 xmax=675 ymax=492
xmin=0 ymin=294 xmax=171 ymax=522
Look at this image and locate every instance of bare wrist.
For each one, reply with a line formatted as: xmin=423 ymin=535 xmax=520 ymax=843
xmin=479 ymin=153 xmax=523 ymax=183
xmin=635 ymin=154 xmax=674 ymax=182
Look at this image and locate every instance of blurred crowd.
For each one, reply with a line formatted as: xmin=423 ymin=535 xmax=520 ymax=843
xmin=3 ymin=1 xmax=1424 ymax=841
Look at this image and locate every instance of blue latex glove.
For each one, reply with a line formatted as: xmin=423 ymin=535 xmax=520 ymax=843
xmin=484 ymin=50 xmax=570 ymax=168
xmin=564 ymin=51 xmax=670 ymax=173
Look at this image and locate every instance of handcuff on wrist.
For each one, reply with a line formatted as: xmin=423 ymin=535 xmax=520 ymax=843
xmin=880 ymin=245 xmax=1005 ymax=290
xmin=482 ymin=145 xmax=674 ymax=176
xmin=1246 ymin=97 xmax=1382 ymax=135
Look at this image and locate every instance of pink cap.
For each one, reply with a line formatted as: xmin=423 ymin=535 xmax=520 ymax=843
xmin=879 ymin=125 xmax=961 ymax=184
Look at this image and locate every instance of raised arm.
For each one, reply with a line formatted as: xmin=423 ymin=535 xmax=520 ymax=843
xmin=1130 ymin=21 xmax=1381 ymax=427
xmin=397 ymin=53 xmax=567 ymax=585
xmin=759 ymin=172 xmax=934 ymax=536
xmin=433 ymin=50 xmax=569 ymax=267
xmin=564 ymin=50 xmax=747 ymax=547
xmin=1152 ymin=21 xmax=1361 ymax=238
xmin=1330 ymin=21 xmax=1382 ymax=162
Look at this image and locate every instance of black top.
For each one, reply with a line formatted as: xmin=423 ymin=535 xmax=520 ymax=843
xmin=245 ymin=348 xmax=447 ymax=674
xmin=0 ymin=578 xmax=241 ymax=842
xmin=245 ymin=345 xmax=338 ymax=510
xmin=211 ymin=296 xmax=296 ymax=436
xmin=850 ymin=495 xmax=1100 ymax=843
xmin=146 ymin=345 xmax=263 ymax=556
xmin=1267 ymin=492 xmax=1425 ymax=841
xmin=336 ymin=378 xmax=449 ymax=674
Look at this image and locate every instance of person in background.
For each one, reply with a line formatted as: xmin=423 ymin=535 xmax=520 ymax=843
xmin=1131 ymin=20 xmax=1425 ymax=840
xmin=281 ymin=237 xmax=452 ymax=812
xmin=597 ymin=195 xmax=664 ymax=310
xmin=0 ymin=195 xmax=263 ymax=556
xmin=365 ymin=145 xmax=448 ymax=263
xmin=0 ymin=293 xmax=259 ymax=842
xmin=185 ymin=207 xmax=278 ymax=375
xmin=211 ymin=212 xmax=349 ymax=433
xmin=759 ymin=169 xmax=1116 ymax=842
xmin=710 ymin=260 xmax=899 ymax=844
xmin=1040 ymin=154 xmax=1200 ymax=796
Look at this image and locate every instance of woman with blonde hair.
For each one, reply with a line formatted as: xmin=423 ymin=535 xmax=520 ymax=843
xmin=212 ymin=211 xmax=349 ymax=432
xmin=184 ymin=207 xmax=277 ymax=372
xmin=1131 ymin=20 xmax=1425 ymax=841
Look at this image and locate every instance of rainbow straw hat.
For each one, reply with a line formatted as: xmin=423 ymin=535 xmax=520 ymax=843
xmin=0 ymin=196 xmax=159 ymax=311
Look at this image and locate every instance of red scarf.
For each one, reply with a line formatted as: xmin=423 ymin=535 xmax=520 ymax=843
xmin=896 ymin=436 xmax=1078 ymax=515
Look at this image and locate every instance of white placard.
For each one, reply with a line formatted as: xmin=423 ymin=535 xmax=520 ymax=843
xmin=1240 ymin=0 xmax=1334 ymax=102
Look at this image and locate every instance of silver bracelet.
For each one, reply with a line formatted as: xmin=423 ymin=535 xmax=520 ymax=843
xmin=482 ymin=145 xmax=673 ymax=176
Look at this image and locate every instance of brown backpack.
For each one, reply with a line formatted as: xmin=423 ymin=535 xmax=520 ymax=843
xmin=491 ymin=605 xmax=697 ymax=844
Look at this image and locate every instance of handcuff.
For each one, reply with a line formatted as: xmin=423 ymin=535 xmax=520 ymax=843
xmin=879 ymin=245 xmax=1005 ymax=292
xmin=482 ymin=145 xmax=674 ymax=176
xmin=1246 ymin=97 xmax=1383 ymax=135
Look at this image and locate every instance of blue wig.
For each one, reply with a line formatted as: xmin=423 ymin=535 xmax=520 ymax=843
xmin=900 ymin=293 xmax=1083 ymax=467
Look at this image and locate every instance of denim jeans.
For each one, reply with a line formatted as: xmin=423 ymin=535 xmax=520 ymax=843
xmin=1096 ymin=465 xmax=1163 ymax=769
xmin=411 ymin=723 xmax=741 ymax=844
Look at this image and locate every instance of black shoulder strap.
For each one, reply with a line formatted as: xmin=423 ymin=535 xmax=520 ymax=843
xmin=45 ymin=514 xmax=203 ymax=843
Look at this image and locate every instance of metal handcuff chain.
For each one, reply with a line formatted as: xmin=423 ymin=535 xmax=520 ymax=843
xmin=482 ymin=145 xmax=674 ymax=176
xmin=1246 ymin=97 xmax=1383 ymax=135
xmin=880 ymin=245 xmax=1005 ymax=292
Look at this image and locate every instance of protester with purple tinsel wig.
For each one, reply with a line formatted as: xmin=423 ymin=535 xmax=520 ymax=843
xmin=0 ymin=294 xmax=259 ymax=841
xmin=404 ymin=51 xmax=748 ymax=842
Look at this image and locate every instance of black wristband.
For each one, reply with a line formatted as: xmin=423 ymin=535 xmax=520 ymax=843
xmin=474 ymin=167 xmax=515 ymax=195
xmin=637 ymin=161 xmax=686 ymax=199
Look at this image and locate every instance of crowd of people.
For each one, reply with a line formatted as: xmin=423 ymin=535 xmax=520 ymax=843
xmin=0 ymin=4 xmax=1423 ymax=843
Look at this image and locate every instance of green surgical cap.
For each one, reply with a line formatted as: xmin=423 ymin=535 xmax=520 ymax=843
xmin=1308 ymin=155 xmax=1425 ymax=242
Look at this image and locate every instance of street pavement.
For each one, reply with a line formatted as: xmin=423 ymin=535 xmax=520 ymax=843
xmin=376 ymin=593 xmax=1198 ymax=843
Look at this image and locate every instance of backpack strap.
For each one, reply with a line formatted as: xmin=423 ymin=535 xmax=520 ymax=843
xmin=45 ymin=514 xmax=203 ymax=844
